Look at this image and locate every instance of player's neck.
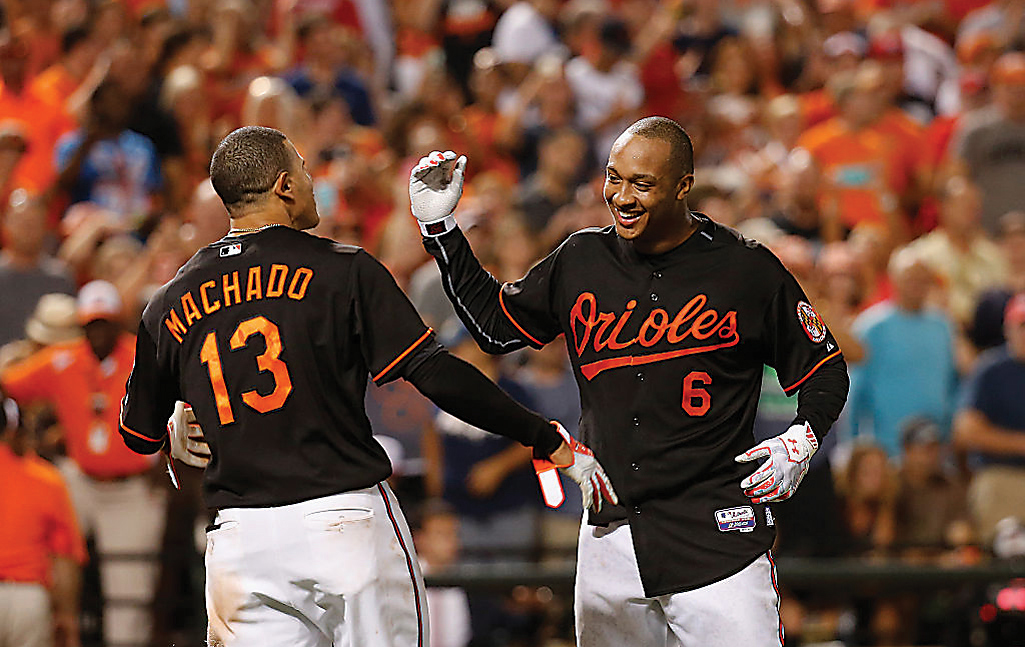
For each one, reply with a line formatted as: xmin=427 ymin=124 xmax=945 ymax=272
xmin=634 ymin=209 xmax=699 ymax=256
xmin=228 ymin=208 xmax=294 ymax=233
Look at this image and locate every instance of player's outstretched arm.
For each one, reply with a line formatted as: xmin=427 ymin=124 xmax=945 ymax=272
xmin=406 ymin=347 xmax=617 ymax=512
xmin=410 ymin=151 xmax=553 ymax=354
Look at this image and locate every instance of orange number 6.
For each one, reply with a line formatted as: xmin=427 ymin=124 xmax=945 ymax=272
xmin=682 ymin=371 xmax=711 ymax=416
xmin=200 ymin=316 xmax=293 ymax=426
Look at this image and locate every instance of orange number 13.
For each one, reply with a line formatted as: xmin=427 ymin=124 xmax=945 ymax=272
xmin=199 ymin=315 xmax=293 ymax=425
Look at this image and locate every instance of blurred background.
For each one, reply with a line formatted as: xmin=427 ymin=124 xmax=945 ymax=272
xmin=1 ymin=0 xmax=1025 ymax=645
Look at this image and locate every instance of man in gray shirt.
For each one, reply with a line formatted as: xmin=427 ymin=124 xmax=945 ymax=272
xmin=0 ymin=192 xmax=75 ymax=346
xmin=953 ymin=51 xmax=1025 ymax=235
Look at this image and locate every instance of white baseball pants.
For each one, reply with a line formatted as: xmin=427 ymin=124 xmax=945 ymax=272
xmin=576 ymin=519 xmax=783 ymax=647
xmin=204 ymin=483 xmax=428 ymax=647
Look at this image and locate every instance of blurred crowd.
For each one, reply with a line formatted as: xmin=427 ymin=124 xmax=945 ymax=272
xmin=1 ymin=0 xmax=1025 ymax=646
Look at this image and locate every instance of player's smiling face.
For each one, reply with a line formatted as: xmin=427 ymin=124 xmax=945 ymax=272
xmin=604 ymin=133 xmax=693 ymax=254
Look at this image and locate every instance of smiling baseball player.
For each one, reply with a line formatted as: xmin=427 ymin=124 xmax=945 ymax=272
xmin=409 ymin=117 xmax=850 ymax=646
xmin=118 ymin=126 xmax=615 ymax=647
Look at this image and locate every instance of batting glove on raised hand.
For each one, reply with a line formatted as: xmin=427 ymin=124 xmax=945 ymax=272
xmin=735 ymin=422 xmax=818 ymax=504
xmin=534 ymin=422 xmax=618 ymax=513
xmin=167 ymin=401 xmax=210 ymax=468
xmin=408 ymin=150 xmax=467 ymax=236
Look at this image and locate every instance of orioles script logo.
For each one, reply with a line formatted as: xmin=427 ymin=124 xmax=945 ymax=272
xmin=570 ymin=292 xmax=740 ymax=380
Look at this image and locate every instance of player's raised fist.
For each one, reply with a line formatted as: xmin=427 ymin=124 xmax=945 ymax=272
xmin=409 ymin=150 xmax=467 ymax=235
xmin=168 ymin=401 xmax=210 ymax=468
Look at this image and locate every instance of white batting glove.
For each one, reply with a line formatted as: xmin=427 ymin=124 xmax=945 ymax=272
xmin=534 ymin=422 xmax=618 ymax=513
xmin=735 ymin=422 xmax=818 ymax=504
xmin=168 ymin=401 xmax=210 ymax=468
xmin=408 ymin=150 xmax=467 ymax=236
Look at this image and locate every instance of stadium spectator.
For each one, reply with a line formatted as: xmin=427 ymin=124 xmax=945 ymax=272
xmin=54 ymin=80 xmax=163 ymax=231
xmin=0 ymin=192 xmax=76 ymax=347
xmin=797 ymin=63 xmax=906 ymax=243
xmin=954 ymin=293 xmax=1025 ymax=544
xmin=951 ymin=51 xmax=1025 ymax=235
xmin=564 ymin=17 xmax=643 ymax=166
xmin=0 ymin=397 xmax=87 ymax=647
xmin=283 ymin=15 xmax=375 ymax=126
xmin=849 ymin=247 xmax=959 ymax=459
xmin=909 ymin=176 xmax=1008 ymax=327
xmin=970 ymin=211 xmax=1025 ymax=351
xmin=517 ymin=127 xmax=588 ymax=233
xmin=1 ymin=280 xmax=165 ymax=647
xmin=893 ymin=416 xmax=972 ymax=554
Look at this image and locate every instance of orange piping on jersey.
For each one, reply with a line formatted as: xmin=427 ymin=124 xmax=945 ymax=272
xmin=119 ymin=421 xmax=165 ymax=443
xmin=782 ymin=349 xmax=842 ymax=395
xmin=372 ymin=328 xmax=433 ymax=383
xmin=499 ymin=286 xmax=543 ymax=346
xmin=579 ymin=334 xmax=741 ymax=381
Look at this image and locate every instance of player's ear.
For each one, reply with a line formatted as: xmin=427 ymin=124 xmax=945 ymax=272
xmin=272 ymin=170 xmax=295 ymax=204
xmin=675 ymin=174 xmax=694 ymax=200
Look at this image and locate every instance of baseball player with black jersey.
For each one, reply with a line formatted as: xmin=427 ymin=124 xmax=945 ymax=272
xmin=409 ymin=117 xmax=850 ymax=646
xmin=118 ymin=126 xmax=616 ymax=647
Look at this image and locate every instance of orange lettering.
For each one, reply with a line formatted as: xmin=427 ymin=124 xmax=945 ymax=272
xmin=689 ymin=309 xmax=719 ymax=340
xmin=570 ymin=292 xmax=599 ymax=356
xmin=267 ymin=264 xmax=288 ymax=298
xmin=181 ymin=293 xmax=203 ymax=326
xmin=667 ymin=295 xmax=706 ymax=343
xmin=288 ymin=267 xmax=313 ymax=300
xmin=200 ymin=281 xmax=221 ymax=314
xmin=246 ymin=266 xmax=263 ymax=301
xmin=223 ymin=271 xmax=241 ymax=307
xmin=638 ymin=308 xmax=670 ymax=347
xmin=164 ymin=309 xmax=187 ymax=343
xmin=605 ymin=299 xmax=638 ymax=350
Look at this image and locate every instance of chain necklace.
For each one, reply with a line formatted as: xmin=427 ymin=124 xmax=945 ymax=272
xmin=227 ymin=223 xmax=287 ymax=235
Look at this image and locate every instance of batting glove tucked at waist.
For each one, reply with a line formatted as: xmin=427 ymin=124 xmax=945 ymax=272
xmin=533 ymin=422 xmax=618 ymax=513
xmin=735 ymin=422 xmax=818 ymax=504
xmin=168 ymin=401 xmax=210 ymax=469
xmin=408 ymin=150 xmax=467 ymax=236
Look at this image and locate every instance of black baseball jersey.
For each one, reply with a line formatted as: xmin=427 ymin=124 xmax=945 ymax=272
xmin=425 ymin=213 xmax=847 ymax=596
xmin=120 ymin=226 xmax=440 ymax=509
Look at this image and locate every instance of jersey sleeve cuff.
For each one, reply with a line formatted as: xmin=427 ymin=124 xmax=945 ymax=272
xmin=418 ymin=215 xmax=458 ymax=237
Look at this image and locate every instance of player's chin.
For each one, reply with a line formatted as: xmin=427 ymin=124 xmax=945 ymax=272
xmin=613 ymin=215 xmax=646 ymax=239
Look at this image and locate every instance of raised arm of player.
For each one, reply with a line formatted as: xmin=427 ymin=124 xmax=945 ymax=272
xmin=410 ymin=151 xmax=561 ymax=354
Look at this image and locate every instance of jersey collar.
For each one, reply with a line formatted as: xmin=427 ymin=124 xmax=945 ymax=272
xmin=616 ymin=212 xmax=716 ymax=268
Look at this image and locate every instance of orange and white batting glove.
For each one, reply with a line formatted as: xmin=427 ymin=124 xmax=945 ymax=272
xmin=409 ymin=150 xmax=467 ymax=237
xmin=168 ymin=401 xmax=210 ymax=469
xmin=735 ymin=422 xmax=818 ymax=504
xmin=534 ymin=422 xmax=618 ymax=513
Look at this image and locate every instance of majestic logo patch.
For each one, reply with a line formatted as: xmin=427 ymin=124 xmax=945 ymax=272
xmin=220 ymin=243 xmax=242 ymax=257
xmin=796 ymin=301 xmax=826 ymax=343
xmin=715 ymin=506 xmax=756 ymax=533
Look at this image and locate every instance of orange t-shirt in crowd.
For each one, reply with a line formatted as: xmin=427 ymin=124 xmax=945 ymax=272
xmin=799 ymin=89 xmax=837 ymax=130
xmin=871 ymin=108 xmax=924 ymax=195
xmin=1 ymin=335 xmax=153 ymax=480
xmin=29 ymin=64 xmax=80 ymax=114
xmin=0 ymin=82 xmax=75 ymax=192
xmin=797 ymin=117 xmax=898 ymax=230
xmin=0 ymin=444 xmax=86 ymax=585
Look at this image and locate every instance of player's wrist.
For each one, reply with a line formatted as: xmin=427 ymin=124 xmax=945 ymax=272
xmin=417 ymin=214 xmax=458 ymax=237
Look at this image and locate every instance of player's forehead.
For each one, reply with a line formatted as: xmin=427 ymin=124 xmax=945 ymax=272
xmin=606 ymin=133 xmax=674 ymax=179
